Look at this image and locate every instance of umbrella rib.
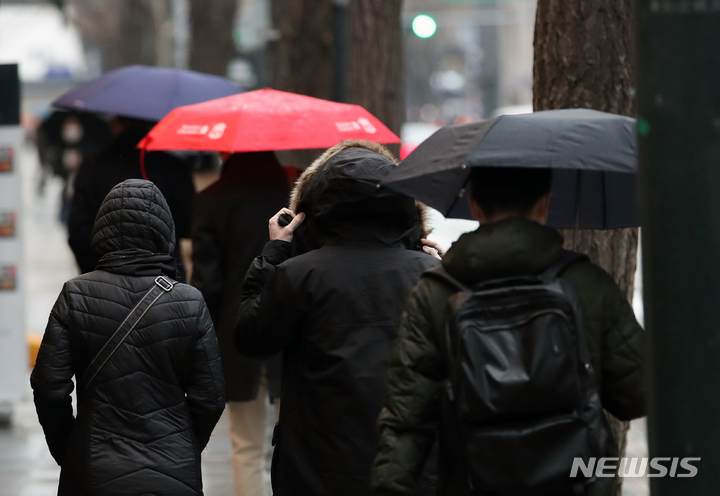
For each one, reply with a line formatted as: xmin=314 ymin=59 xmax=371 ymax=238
xmin=572 ymin=170 xmax=583 ymax=250
xmin=445 ymin=172 xmax=472 ymax=217
xmin=602 ymin=172 xmax=607 ymax=229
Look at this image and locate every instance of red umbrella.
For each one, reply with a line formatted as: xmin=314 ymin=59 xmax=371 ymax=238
xmin=138 ymin=88 xmax=400 ymax=154
xmin=400 ymin=143 xmax=419 ymax=160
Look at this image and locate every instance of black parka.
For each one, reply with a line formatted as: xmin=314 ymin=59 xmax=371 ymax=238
xmin=32 ymin=179 xmax=225 ymax=496
xmin=235 ymin=141 xmax=439 ymax=496
xmin=191 ymin=152 xmax=289 ymax=401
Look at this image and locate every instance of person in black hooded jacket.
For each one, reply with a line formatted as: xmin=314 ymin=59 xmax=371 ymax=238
xmin=68 ymin=118 xmax=195 ymax=280
xmin=31 ymin=179 xmax=225 ymax=496
xmin=235 ymin=140 xmax=443 ymax=496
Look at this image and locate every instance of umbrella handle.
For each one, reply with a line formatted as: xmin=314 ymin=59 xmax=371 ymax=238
xmin=140 ymin=147 xmax=148 ymax=180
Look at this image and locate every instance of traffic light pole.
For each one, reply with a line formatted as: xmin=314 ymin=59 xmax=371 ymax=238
xmin=637 ymin=2 xmax=720 ymax=494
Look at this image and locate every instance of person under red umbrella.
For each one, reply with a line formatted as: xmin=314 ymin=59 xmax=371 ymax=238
xmin=191 ymin=151 xmax=288 ymax=496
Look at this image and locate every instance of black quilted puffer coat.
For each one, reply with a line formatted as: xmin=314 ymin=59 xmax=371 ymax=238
xmin=31 ymin=179 xmax=225 ymax=496
xmin=371 ymin=217 xmax=646 ymax=496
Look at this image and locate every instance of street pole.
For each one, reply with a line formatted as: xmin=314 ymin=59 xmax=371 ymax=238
xmin=637 ymin=1 xmax=720 ymax=494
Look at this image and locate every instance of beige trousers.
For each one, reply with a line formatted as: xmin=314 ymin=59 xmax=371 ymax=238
xmin=227 ymin=381 xmax=269 ymax=496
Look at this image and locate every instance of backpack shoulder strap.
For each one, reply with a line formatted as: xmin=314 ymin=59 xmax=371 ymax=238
xmin=423 ymin=265 xmax=470 ymax=292
xmin=542 ymin=250 xmax=589 ymax=281
xmin=542 ymin=250 xmax=592 ymax=365
xmin=78 ymin=275 xmax=176 ymax=398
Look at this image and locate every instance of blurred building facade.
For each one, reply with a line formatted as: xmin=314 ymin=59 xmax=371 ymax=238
xmin=231 ymin=0 xmax=538 ymax=123
xmin=404 ymin=0 xmax=536 ymax=124
xmin=0 ymin=1 xmax=86 ymax=82
xmin=2 ymin=0 xmax=536 ymax=132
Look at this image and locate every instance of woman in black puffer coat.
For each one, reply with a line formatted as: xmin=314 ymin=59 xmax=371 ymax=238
xmin=31 ymin=179 xmax=225 ymax=496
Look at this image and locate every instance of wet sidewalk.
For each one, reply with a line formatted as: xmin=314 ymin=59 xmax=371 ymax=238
xmin=0 ymin=393 xmax=237 ymax=496
xmin=0 ymin=397 xmax=651 ymax=496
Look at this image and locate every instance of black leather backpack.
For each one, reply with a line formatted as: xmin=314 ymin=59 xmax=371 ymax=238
xmin=426 ymin=250 xmax=608 ymax=495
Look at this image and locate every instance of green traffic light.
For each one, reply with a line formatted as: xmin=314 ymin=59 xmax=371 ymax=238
xmin=412 ymin=15 xmax=437 ymax=39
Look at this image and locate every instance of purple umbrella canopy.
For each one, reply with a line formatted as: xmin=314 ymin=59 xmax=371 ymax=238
xmin=53 ymin=65 xmax=243 ymax=122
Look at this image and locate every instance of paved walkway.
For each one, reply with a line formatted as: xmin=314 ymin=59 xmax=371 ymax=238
xmin=0 ymin=394 xmax=246 ymax=496
xmin=0 ymin=143 xmax=649 ymax=496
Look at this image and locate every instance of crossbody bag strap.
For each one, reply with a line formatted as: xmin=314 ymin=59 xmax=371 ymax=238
xmin=78 ymin=275 xmax=176 ymax=398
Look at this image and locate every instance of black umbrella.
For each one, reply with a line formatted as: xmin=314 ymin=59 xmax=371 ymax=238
xmin=382 ymin=108 xmax=638 ymax=229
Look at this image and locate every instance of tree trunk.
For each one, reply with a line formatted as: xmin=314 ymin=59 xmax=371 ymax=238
xmin=533 ymin=1 xmax=637 ymax=494
xmin=68 ymin=0 xmax=157 ymax=72
xmin=270 ymin=0 xmax=334 ymax=98
xmin=115 ymin=0 xmax=158 ymax=68
xmin=347 ymin=0 xmax=404 ymax=150
xmin=188 ymin=0 xmax=238 ymax=75
xmin=269 ymin=0 xmax=335 ymax=168
xmin=268 ymin=0 xmax=403 ymax=164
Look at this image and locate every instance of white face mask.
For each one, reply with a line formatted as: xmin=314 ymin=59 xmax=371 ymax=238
xmin=63 ymin=148 xmax=82 ymax=171
xmin=62 ymin=118 xmax=83 ymax=144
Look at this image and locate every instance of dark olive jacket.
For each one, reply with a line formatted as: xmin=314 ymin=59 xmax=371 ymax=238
xmin=372 ymin=217 xmax=646 ymax=496
xmin=32 ymin=180 xmax=225 ymax=496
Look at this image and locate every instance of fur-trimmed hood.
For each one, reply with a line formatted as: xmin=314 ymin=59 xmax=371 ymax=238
xmin=289 ymin=140 xmax=431 ymax=242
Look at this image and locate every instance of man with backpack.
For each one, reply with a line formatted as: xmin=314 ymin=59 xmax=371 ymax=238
xmin=371 ymin=167 xmax=645 ymax=496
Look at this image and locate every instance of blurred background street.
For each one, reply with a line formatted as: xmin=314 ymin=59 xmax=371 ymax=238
xmin=0 ymin=141 xmax=649 ymax=496
xmin=0 ymin=0 xmax=651 ymax=494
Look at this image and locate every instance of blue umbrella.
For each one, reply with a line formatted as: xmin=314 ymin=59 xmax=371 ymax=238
xmin=53 ymin=65 xmax=242 ymax=122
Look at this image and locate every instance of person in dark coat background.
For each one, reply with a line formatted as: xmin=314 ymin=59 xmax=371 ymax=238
xmin=235 ymin=140 xmax=443 ymax=496
xmin=31 ymin=179 xmax=225 ymax=496
xmin=67 ymin=117 xmax=195 ymax=280
xmin=191 ymin=152 xmax=288 ymax=496
xmin=36 ymin=111 xmax=113 ymax=223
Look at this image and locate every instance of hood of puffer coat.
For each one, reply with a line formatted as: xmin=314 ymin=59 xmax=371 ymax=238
xmin=289 ymin=140 xmax=431 ymax=248
xmin=91 ymin=179 xmax=176 ymax=258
